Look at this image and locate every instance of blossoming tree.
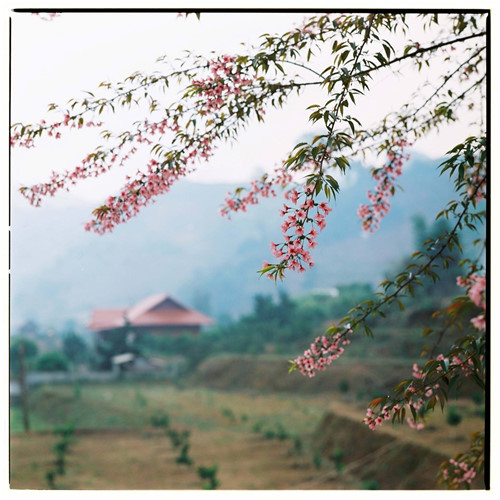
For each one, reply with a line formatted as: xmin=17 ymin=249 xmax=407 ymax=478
xmin=12 ymin=12 xmax=487 ymax=488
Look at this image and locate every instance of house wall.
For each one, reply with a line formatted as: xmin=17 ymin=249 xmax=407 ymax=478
xmin=136 ymin=325 xmax=201 ymax=336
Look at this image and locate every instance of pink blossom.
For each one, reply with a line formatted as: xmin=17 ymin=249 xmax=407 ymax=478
xmin=358 ymin=140 xmax=411 ymax=232
xmin=471 ymin=315 xmax=485 ymax=331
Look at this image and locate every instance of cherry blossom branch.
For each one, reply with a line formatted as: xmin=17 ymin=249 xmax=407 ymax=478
xmin=292 ymin=165 xmax=486 ymax=377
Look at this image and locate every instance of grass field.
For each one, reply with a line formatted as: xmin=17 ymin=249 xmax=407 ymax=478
xmin=9 ymin=377 xmax=484 ymax=490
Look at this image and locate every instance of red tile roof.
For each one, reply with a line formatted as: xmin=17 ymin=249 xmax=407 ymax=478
xmin=88 ymin=295 xmax=213 ymax=332
xmin=88 ymin=308 xmax=127 ymax=331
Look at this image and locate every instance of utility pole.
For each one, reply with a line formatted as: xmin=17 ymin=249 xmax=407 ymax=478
xmin=18 ymin=340 xmax=30 ymax=432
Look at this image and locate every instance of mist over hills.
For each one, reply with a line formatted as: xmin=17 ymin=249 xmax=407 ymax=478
xmin=11 ymin=154 xmax=465 ymax=330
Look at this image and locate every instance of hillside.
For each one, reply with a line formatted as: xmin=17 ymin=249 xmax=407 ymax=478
xmin=11 ymin=153 xmax=465 ymax=328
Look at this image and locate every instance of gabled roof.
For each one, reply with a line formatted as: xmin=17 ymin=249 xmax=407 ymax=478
xmin=88 ymin=294 xmax=213 ymax=332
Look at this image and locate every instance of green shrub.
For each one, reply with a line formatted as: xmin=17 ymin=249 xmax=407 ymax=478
xmin=338 ymin=379 xmax=350 ymax=394
xmin=198 ymin=465 xmax=220 ymax=490
xmin=45 ymin=471 xmax=56 ymax=489
xmin=275 ymin=423 xmax=289 ymax=441
xmin=446 ymin=406 xmax=463 ymax=427
xmin=167 ymin=429 xmax=182 ymax=447
xmin=252 ymin=421 xmax=263 ymax=433
xmin=150 ymin=411 xmax=169 ymax=429
xmin=472 ymin=391 xmax=484 ymax=405
xmin=362 ymin=480 xmax=380 ymax=490
xmin=175 ymin=443 xmax=193 ymax=466
xmin=264 ymin=429 xmax=276 ymax=440
xmin=221 ymin=408 xmax=236 ymax=422
xmin=36 ymin=351 xmax=69 ymax=372
xmin=331 ymin=448 xmax=344 ymax=471
xmin=292 ymin=436 xmax=303 ymax=455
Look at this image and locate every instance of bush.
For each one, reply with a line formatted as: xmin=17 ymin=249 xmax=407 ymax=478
xmin=62 ymin=332 xmax=88 ymax=365
xmin=150 ymin=411 xmax=169 ymax=429
xmin=338 ymin=379 xmax=350 ymax=394
xmin=331 ymin=448 xmax=344 ymax=471
xmin=198 ymin=465 xmax=220 ymax=490
xmin=447 ymin=406 xmax=463 ymax=427
xmin=175 ymin=443 xmax=193 ymax=466
xmin=252 ymin=421 xmax=263 ymax=433
xmin=292 ymin=436 xmax=303 ymax=455
xmin=313 ymin=452 xmax=322 ymax=470
xmin=361 ymin=480 xmax=380 ymax=490
xmin=36 ymin=351 xmax=69 ymax=372
xmin=221 ymin=408 xmax=236 ymax=422
xmin=275 ymin=423 xmax=290 ymax=441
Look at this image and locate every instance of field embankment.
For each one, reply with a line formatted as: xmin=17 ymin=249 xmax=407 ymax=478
xmin=192 ymin=354 xmax=414 ymax=396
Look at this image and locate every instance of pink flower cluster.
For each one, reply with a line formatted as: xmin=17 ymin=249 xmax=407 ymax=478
xmin=442 ymin=459 xmax=477 ymax=486
xmin=191 ymin=55 xmax=257 ymax=113
xmin=357 ymin=140 xmax=411 ymax=232
xmin=365 ymin=362 xmax=435 ymax=432
xmin=19 ymin=116 xmax=193 ymax=210
xmin=466 ymin=161 xmax=486 ymax=203
xmin=266 ymin=186 xmax=332 ymax=275
xmin=220 ymin=168 xmax=332 ymax=277
xmin=363 ymin=406 xmax=393 ymax=430
xmin=84 ymin=158 xmax=190 ymax=234
xmin=293 ymin=332 xmax=351 ymax=378
xmin=293 ymin=13 xmax=336 ymax=38
xmin=457 ymin=273 xmax=486 ymax=331
xmin=83 ymin=130 xmax=219 ymax=233
xmin=219 ymin=167 xmax=293 ymax=218
xmin=32 ymin=12 xmax=61 ymax=21
xmin=11 ymin=115 xmax=103 ymax=149
xmin=366 ymin=347 xmax=485 ymax=433
xmin=364 ymin=400 xmax=425 ymax=432
xmin=435 ymin=352 xmax=484 ymax=379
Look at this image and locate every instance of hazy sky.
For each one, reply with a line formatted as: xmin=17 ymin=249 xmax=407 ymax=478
xmin=10 ymin=10 xmax=484 ymax=207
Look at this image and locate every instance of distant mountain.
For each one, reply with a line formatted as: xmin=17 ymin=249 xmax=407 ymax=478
xmin=10 ymin=153 xmax=470 ymax=330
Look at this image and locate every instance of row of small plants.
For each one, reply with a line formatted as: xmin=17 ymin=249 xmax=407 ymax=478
xmin=45 ymin=424 xmax=75 ymax=489
xmin=150 ymin=411 xmax=219 ymax=489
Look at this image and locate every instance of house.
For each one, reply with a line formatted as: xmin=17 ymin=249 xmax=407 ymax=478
xmin=88 ymin=294 xmax=214 ymax=371
xmin=88 ymin=294 xmax=214 ymax=337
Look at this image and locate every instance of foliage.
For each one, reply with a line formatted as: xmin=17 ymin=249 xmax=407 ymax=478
xmin=36 ymin=351 xmax=69 ymax=372
xmin=221 ymin=407 xmax=236 ymax=422
xmin=12 ymin=12 xmax=487 ymax=488
xmin=62 ymin=332 xmax=89 ymax=366
xmin=150 ymin=411 xmax=170 ymax=429
xmin=313 ymin=452 xmax=323 ymax=470
xmin=331 ymin=448 xmax=345 ymax=471
xmin=447 ymin=406 xmax=463 ymax=427
xmin=361 ymin=479 xmax=381 ymax=490
xmin=292 ymin=436 xmax=303 ymax=455
xmin=175 ymin=442 xmax=193 ymax=466
xmin=10 ymin=338 xmax=38 ymax=375
xmin=197 ymin=465 xmax=220 ymax=490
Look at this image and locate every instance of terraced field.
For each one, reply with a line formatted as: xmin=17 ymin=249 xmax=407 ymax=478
xmin=9 ymin=364 xmax=485 ymax=490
